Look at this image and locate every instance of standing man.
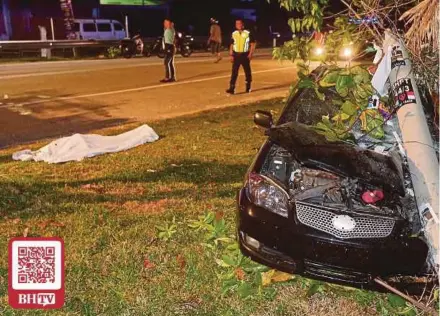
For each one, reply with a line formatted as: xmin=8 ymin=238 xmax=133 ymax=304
xmin=161 ymin=18 xmax=176 ymax=83
xmin=208 ymin=18 xmax=222 ymax=63
xmin=226 ymin=19 xmax=256 ymax=94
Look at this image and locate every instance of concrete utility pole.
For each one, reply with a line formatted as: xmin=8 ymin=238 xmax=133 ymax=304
xmin=1 ymin=0 xmax=12 ymax=39
xmin=59 ymin=0 xmax=76 ymax=39
xmin=383 ymin=30 xmax=439 ymax=269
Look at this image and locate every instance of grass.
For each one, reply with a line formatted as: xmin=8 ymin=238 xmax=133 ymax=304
xmin=0 ymin=99 xmax=411 ymax=315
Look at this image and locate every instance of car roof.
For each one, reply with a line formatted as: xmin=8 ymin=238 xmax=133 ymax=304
xmin=74 ymin=19 xmax=122 ymax=24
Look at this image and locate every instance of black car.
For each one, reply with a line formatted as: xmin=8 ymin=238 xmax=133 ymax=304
xmin=236 ymin=68 xmax=430 ymax=290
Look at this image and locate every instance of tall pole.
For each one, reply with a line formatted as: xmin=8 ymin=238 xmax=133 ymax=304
xmin=383 ymin=30 xmax=439 ymax=269
xmin=59 ymin=0 xmax=76 ymax=39
xmin=125 ymin=15 xmax=129 ymax=38
xmin=50 ymin=17 xmax=55 ymax=40
xmin=2 ymin=0 xmax=12 ymax=39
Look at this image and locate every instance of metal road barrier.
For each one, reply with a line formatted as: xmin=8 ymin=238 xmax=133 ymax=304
xmin=0 ymin=39 xmax=120 ymax=51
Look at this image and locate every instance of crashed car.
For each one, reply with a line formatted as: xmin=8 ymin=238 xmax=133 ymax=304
xmin=236 ymin=68 xmax=430 ymax=289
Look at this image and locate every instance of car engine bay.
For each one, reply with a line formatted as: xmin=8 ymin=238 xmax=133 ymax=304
xmin=260 ymin=141 xmax=421 ymax=234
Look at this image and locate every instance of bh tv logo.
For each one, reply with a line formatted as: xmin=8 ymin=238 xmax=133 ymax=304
xmin=8 ymin=237 xmax=65 ymax=309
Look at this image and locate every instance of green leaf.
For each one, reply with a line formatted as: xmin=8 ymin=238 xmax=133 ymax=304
xmin=215 ymin=259 xmax=231 ymax=268
xmin=201 ymin=242 xmax=215 ymax=249
xmin=295 ymin=19 xmax=301 ymax=33
xmin=205 ymin=212 xmax=215 ymax=223
xmin=332 ymin=113 xmax=350 ymax=121
xmin=288 ymin=18 xmax=296 ymax=32
xmin=221 ymin=279 xmax=239 ymax=296
xmin=226 ymin=243 xmax=239 ymax=251
xmin=396 ymin=306 xmax=416 ymax=316
xmin=297 ymin=78 xmax=316 ymax=89
xmin=314 ymin=122 xmax=339 ymax=142
xmin=341 ymin=100 xmax=357 ymax=116
xmin=307 ymin=282 xmax=324 ymax=297
xmin=319 ymin=70 xmax=339 ymax=87
xmin=215 ymin=237 xmax=233 ymax=244
xmin=336 ymin=75 xmax=349 ymax=97
xmin=364 ymin=109 xmax=384 ymax=139
xmin=387 ymin=294 xmax=407 ymax=308
xmin=222 ymin=255 xmax=237 ymax=267
xmin=237 ymin=282 xmax=254 ymax=299
xmin=332 ymin=98 xmax=344 ymax=105
xmin=314 ymin=87 xmax=325 ymax=101
xmin=297 ymin=61 xmax=309 ymax=74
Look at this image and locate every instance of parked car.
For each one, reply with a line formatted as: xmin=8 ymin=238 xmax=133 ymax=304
xmin=236 ymin=67 xmax=431 ymax=290
xmin=73 ymin=19 xmax=126 ymax=40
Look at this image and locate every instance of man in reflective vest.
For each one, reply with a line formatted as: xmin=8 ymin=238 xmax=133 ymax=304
xmin=226 ymin=19 xmax=256 ymax=94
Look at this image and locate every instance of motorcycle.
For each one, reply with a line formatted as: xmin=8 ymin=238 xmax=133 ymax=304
xmin=175 ymin=32 xmax=194 ymax=57
xmin=145 ymin=32 xmax=194 ymax=58
xmin=145 ymin=36 xmax=166 ymax=58
xmin=120 ymin=34 xmax=145 ymax=58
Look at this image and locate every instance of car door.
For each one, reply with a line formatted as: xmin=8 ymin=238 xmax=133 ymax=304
xmin=112 ymin=21 xmax=126 ymax=39
xmin=96 ymin=22 xmax=113 ymax=40
xmin=82 ymin=22 xmax=97 ymax=40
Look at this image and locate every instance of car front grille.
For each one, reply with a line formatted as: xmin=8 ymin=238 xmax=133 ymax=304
xmin=304 ymin=259 xmax=372 ymax=284
xmin=295 ymin=201 xmax=395 ymax=239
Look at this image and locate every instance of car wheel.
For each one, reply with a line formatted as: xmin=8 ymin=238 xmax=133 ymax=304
xmin=122 ymin=47 xmax=132 ymax=59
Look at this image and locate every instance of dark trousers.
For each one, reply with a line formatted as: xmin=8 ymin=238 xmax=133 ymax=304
xmin=164 ymin=44 xmax=176 ymax=79
xmin=230 ymin=52 xmax=252 ymax=87
xmin=210 ymin=41 xmax=220 ymax=54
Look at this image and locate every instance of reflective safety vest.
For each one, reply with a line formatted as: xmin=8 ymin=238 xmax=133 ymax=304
xmin=231 ymin=30 xmax=253 ymax=53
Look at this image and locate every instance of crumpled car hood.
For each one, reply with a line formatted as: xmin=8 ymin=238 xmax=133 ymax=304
xmin=268 ymin=121 xmax=405 ymax=196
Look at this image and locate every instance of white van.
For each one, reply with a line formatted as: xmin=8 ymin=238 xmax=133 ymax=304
xmin=73 ymin=19 xmax=126 ymax=40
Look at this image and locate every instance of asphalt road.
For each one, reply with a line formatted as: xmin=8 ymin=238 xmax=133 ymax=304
xmin=0 ymin=51 xmax=298 ymax=147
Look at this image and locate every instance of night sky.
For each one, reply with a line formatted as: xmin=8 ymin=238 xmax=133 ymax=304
xmin=3 ymin=0 xmax=346 ymax=40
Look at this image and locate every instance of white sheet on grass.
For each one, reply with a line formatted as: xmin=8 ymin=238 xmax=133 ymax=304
xmin=12 ymin=124 xmax=159 ymax=164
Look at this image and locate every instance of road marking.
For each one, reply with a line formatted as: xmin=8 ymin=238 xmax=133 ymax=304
xmin=0 ymin=52 xmax=273 ymax=80
xmin=21 ymin=66 xmax=296 ymax=106
xmin=0 ymin=58 xmax=210 ymax=80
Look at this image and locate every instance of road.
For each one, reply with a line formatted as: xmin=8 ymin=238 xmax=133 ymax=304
xmin=0 ymin=51 xmax=298 ymax=147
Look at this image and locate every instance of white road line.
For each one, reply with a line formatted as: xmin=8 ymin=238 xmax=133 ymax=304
xmin=21 ymin=66 xmax=296 ymax=106
xmin=0 ymin=58 xmax=209 ymax=80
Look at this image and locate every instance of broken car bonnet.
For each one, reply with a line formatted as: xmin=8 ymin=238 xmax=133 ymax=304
xmin=267 ymin=121 xmax=405 ymax=196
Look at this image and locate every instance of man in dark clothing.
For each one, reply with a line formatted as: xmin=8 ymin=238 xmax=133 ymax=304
xmin=160 ymin=18 xmax=176 ymax=83
xmin=226 ymin=19 xmax=256 ymax=94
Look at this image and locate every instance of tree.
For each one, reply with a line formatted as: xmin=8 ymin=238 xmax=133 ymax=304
xmin=270 ymin=0 xmax=438 ymax=142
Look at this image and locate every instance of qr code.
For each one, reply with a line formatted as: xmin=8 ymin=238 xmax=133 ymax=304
xmin=17 ymin=247 xmax=56 ymax=284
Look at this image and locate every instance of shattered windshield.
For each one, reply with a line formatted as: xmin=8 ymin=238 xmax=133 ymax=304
xmin=278 ymin=87 xmax=340 ymax=126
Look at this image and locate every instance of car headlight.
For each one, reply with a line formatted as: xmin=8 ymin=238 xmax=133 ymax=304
xmin=314 ymin=47 xmax=325 ymax=56
xmin=246 ymin=172 xmax=289 ymax=217
xmin=342 ymin=47 xmax=353 ymax=57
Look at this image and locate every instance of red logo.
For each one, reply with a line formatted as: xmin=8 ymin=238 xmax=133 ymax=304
xmin=8 ymin=237 xmax=65 ymax=309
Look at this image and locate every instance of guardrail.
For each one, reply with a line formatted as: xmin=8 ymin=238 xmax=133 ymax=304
xmin=0 ymin=39 xmax=120 ymax=51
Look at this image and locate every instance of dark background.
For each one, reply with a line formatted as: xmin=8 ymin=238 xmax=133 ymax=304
xmin=0 ymin=0 xmax=291 ymax=41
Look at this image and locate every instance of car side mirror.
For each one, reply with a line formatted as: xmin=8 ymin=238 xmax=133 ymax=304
xmin=254 ymin=110 xmax=273 ymax=129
